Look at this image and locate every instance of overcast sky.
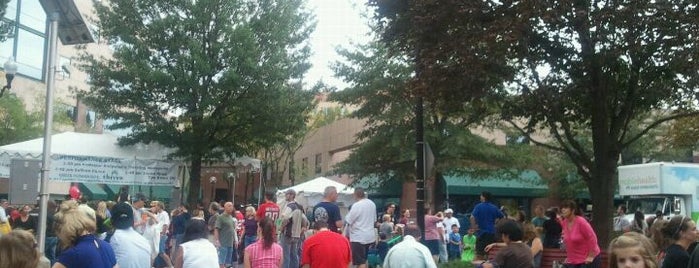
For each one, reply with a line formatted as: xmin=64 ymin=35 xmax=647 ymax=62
xmin=304 ymin=0 xmax=372 ymax=90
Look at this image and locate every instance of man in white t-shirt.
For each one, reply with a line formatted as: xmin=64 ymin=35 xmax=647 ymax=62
xmin=132 ymin=193 xmax=149 ymax=234
xmin=613 ymin=205 xmax=631 ymax=232
xmin=383 ymin=224 xmax=437 ymax=268
xmin=345 ymin=187 xmax=377 ymax=268
xmin=110 ymin=202 xmax=153 ymax=268
xmin=151 ymin=201 xmax=172 ymax=267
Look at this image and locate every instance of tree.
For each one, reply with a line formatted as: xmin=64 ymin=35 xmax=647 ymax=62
xmin=371 ymin=0 xmax=699 ymax=245
xmin=663 ymin=116 xmax=699 ymax=153
xmin=0 ymin=0 xmax=12 ymax=42
xmin=332 ymin=40 xmax=533 ymax=205
xmin=80 ymin=0 xmax=315 ymax=205
xmin=0 ymin=94 xmax=42 ymax=145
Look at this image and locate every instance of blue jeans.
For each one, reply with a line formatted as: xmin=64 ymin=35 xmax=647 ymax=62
xmin=45 ymin=236 xmax=58 ymax=265
xmin=218 ymin=246 xmax=236 ymax=266
xmin=281 ymin=236 xmax=300 ymax=268
xmin=244 ymin=235 xmax=257 ymax=249
xmin=438 ymin=239 xmax=448 ymax=263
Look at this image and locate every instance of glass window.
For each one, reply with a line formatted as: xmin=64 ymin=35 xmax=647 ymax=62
xmin=4 ymin=0 xmax=18 ymax=20
xmin=315 ymin=154 xmax=322 ymax=174
xmin=18 ymin=0 xmax=46 ymax=31
xmin=15 ymin=29 xmax=44 ymax=79
xmin=0 ymin=38 xmax=13 ymax=61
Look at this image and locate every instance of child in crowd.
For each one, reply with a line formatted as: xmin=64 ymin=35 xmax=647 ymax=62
xmin=462 ymin=228 xmax=477 ymax=262
xmin=448 ymin=224 xmax=462 ymax=261
xmin=379 ymin=214 xmax=395 ymax=240
xmin=609 ymin=231 xmax=658 ymax=268
xmin=377 ymin=233 xmax=389 ymax=264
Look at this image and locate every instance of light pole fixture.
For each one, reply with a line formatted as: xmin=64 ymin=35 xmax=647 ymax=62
xmin=36 ymin=0 xmax=94 ymax=254
xmin=0 ymin=57 xmax=17 ymax=97
xmin=209 ymin=176 xmax=217 ymax=202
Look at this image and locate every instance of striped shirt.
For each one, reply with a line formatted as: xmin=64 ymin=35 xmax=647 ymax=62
xmin=245 ymin=239 xmax=282 ymax=268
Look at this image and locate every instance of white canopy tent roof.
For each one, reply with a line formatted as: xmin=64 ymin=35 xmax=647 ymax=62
xmin=0 ymin=131 xmax=172 ymax=159
xmin=276 ymin=177 xmax=356 ymax=214
xmin=0 ymin=132 xmax=261 ymax=183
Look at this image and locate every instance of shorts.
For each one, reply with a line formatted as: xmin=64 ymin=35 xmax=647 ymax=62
xmin=423 ymin=239 xmax=440 ymax=255
xmin=476 ymin=233 xmax=496 ymax=256
xmin=218 ymin=246 xmax=236 ymax=265
xmin=350 ymin=242 xmax=372 ymax=265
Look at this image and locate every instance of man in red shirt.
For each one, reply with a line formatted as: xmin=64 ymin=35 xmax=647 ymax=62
xmin=256 ymin=191 xmax=280 ymax=221
xmin=301 ymin=221 xmax=351 ymax=268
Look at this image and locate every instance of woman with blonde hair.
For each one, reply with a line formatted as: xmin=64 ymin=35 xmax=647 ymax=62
xmin=609 ymin=232 xmax=658 ymax=268
xmin=0 ymin=229 xmax=42 ymax=268
xmin=52 ymin=200 xmax=117 ymax=268
xmin=95 ymin=201 xmax=110 ymax=239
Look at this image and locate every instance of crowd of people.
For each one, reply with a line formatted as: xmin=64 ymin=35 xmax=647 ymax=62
xmin=6 ymin=186 xmax=699 ymax=268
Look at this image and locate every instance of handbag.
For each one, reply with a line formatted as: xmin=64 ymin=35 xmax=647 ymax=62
xmin=0 ymin=221 xmax=11 ymax=235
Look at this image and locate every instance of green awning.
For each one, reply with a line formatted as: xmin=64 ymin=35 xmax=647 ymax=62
xmin=442 ymin=170 xmax=548 ymax=197
xmin=79 ymin=183 xmax=108 ymax=201
xmin=103 ymin=184 xmax=122 ymax=196
xmin=142 ymin=186 xmax=174 ymax=202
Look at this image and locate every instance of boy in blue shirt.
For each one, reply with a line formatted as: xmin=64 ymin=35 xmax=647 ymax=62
xmin=448 ymin=224 xmax=462 ymax=261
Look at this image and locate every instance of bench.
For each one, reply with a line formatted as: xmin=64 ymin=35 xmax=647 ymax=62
xmin=487 ymin=246 xmax=609 ymax=268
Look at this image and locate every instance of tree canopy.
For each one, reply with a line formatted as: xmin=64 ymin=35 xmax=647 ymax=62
xmin=80 ymin=0 xmax=316 ymax=204
xmin=0 ymin=94 xmax=42 ymax=145
xmin=370 ymin=0 xmax=699 ymax=245
xmin=331 ymin=40 xmax=533 ymax=195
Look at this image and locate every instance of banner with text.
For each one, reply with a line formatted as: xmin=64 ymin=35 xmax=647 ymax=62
xmin=0 ymin=154 xmax=179 ymax=186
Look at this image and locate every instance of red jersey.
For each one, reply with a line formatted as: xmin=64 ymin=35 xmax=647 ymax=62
xmin=257 ymin=201 xmax=280 ymax=221
xmin=302 ymin=230 xmax=351 ymax=268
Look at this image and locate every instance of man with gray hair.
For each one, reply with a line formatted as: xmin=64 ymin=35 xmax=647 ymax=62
xmin=312 ymin=186 xmax=343 ymax=233
xmin=383 ymin=224 xmax=437 ymax=268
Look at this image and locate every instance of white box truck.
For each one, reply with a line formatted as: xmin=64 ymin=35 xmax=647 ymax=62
xmin=618 ymin=162 xmax=699 ymax=222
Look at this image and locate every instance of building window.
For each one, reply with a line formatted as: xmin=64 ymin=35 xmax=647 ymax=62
xmin=301 ymin=157 xmax=308 ymax=176
xmin=314 ymin=154 xmax=322 ymax=175
xmin=18 ymin=0 xmax=46 ymax=31
xmin=0 ymin=0 xmax=47 ymax=80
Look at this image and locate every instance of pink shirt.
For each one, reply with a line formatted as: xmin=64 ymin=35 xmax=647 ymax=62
xmin=245 ymin=240 xmax=282 ymax=268
xmin=560 ymin=216 xmax=600 ymax=264
xmin=424 ymin=215 xmax=442 ymax=240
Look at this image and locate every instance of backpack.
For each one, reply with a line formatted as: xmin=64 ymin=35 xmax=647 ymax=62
xmin=284 ymin=202 xmax=303 ymax=236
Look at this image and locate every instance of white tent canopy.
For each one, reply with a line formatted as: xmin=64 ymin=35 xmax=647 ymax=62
xmin=0 ymin=132 xmax=260 ymax=186
xmin=0 ymin=131 xmax=172 ymax=159
xmin=277 ymin=177 xmax=355 ymax=214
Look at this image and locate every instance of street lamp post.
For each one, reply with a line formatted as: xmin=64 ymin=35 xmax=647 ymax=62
xmin=209 ymin=176 xmax=217 ymax=202
xmin=0 ymin=57 xmax=17 ymax=97
xmin=37 ymin=0 xmax=94 ymax=253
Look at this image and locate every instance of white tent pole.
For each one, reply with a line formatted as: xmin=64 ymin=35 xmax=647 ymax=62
xmin=257 ymin=168 xmax=262 ymax=206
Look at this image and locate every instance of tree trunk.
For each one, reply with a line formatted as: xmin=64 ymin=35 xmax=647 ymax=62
xmin=187 ymin=157 xmax=202 ymax=206
xmin=589 ymin=156 xmax=618 ymax=247
xmin=289 ymin=158 xmax=295 ymax=186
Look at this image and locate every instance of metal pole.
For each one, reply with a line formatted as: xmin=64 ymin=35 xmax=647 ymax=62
xmin=415 ymin=96 xmax=425 ymax=236
xmin=232 ymin=173 xmax=237 ymax=205
xmin=37 ymin=11 xmax=59 ymax=253
xmin=257 ymin=170 xmax=262 ymax=206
